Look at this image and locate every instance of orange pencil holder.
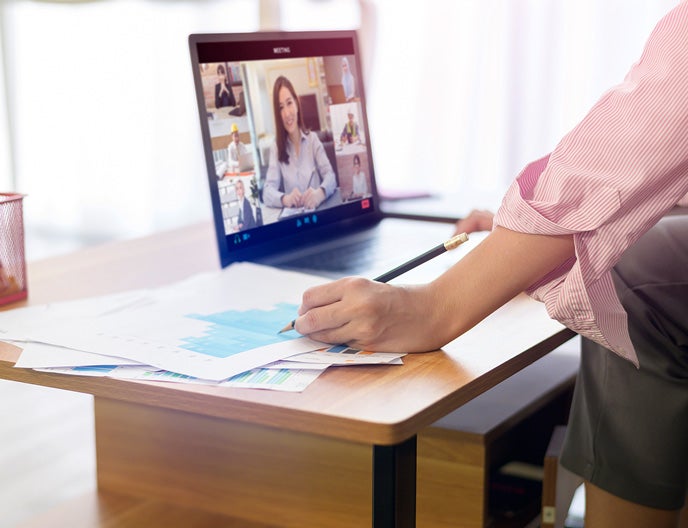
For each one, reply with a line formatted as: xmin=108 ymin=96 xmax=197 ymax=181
xmin=0 ymin=193 xmax=28 ymax=306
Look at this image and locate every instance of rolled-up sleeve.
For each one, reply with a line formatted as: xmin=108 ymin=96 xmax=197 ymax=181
xmin=495 ymin=1 xmax=688 ymax=365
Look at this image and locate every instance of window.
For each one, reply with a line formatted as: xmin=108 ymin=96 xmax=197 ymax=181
xmin=0 ymin=0 xmax=677 ymax=258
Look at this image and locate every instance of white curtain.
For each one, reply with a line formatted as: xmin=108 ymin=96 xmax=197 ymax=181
xmin=2 ymin=0 xmax=261 ymax=246
xmin=363 ymin=0 xmax=679 ymax=210
xmin=0 ymin=5 xmax=12 ymax=191
xmin=0 ymin=0 xmax=679 ymax=257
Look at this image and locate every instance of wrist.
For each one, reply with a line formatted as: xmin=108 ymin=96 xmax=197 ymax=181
xmin=401 ymin=283 xmax=456 ymax=351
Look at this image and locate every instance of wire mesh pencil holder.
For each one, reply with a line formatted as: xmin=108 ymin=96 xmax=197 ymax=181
xmin=0 ymin=193 xmax=28 ymax=306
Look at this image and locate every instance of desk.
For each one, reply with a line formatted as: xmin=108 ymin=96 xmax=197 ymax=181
xmin=0 ymin=222 xmax=574 ymax=527
xmin=335 ymin=141 xmax=367 ymax=155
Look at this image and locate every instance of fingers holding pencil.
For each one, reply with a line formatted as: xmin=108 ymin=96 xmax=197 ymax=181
xmin=283 ymin=232 xmax=470 ymax=351
xmin=279 ymin=279 xmax=351 ymax=334
xmin=295 ymin=278 xmax=409 ymax=350
xmin=294 ymin=279 xmax=457 ymax=353
xmin=297 ymin=230 xmax=467 ymax=350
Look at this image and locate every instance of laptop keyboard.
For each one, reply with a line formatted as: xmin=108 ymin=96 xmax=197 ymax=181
xmin=281 ymin=237 xmax=390 ymax=275
xmin=272 ymin=219 xmax=456 ymax=280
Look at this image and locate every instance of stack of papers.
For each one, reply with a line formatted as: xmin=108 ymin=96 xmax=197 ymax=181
xmin=0 ymin=263 xmax=405 ymax=392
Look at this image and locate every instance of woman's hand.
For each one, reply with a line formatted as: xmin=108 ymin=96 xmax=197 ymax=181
xmin=282 ymin=188 xmax=303 ymax=208
xmin=302 ymin=187 xmax=326 ymax=210
xmin=294 ymin=278 xmax=453 ymax=352
xmin=453 ymin=209 xmax=495 ymax=235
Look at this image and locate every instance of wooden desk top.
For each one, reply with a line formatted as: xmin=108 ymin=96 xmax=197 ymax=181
xmin=0 ymin=222 xmax=574 ymax=446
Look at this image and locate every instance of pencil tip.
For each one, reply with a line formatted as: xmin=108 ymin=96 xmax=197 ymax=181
xmin=278 ymin=320 xmax=295 ymax=334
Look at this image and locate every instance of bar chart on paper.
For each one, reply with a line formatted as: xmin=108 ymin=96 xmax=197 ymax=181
xmin=138 ymin=365 xmax=324 ymax=392
xmin=36 ymin=361 xmax=327 ymax=392
xmin=182 ymin=302 xmax=301 ymax=358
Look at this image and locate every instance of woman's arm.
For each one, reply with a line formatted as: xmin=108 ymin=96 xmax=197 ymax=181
xmin=262 ymin=144 xmax=285 ymax=208
xmin=294 ymin=226 xmax=574 ymax=352
xmin=312 ymin=134 xmax=337 ymax=199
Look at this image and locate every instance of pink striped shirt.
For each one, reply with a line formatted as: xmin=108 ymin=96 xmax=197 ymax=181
xmin=494 ymin=1 xmax=688 ymax=366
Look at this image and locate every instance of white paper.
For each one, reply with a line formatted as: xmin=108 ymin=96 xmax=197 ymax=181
xmin=14 ymin=342 xmax=143 ymax=368
xmin=35 ymin=364 xmax=325 ymax=392
xmin=1 ymin=263 xmax=334 ymax=381
xmin=288 ymin=345 xmax=405 ymax=365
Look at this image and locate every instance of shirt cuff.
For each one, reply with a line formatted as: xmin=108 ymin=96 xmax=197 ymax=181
xmin=494 ymin=155 xmax=638 ymax=366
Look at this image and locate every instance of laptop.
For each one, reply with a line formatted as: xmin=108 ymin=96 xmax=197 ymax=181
xmin=237 ymin=151 xmax=255 ymax=172
xmin=189 ymin=30 xmax=455 ymax=278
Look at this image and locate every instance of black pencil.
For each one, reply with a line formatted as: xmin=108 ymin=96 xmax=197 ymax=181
xmin=278 ymin=232 xmax=469 ymax=333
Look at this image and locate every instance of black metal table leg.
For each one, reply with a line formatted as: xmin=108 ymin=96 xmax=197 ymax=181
xmin=372 ymin=435 xmax=417 ymax=527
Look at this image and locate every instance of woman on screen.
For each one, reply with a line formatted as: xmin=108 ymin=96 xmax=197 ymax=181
xmin=262 ymin=76 xmax=336 ymax=210
xmin=350 ymin=154 xmax=369 ymax=199
xmin=214 ymin=64 xmax=236 ymax=109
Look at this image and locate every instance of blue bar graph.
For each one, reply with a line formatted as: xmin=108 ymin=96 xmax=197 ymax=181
xmin=180 ymin=302 xmax=299 ymax=358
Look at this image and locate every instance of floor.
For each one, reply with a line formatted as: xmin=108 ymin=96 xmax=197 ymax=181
xmin=1 ymin=226 xmax=96 ymax=528
xmin=0 ymin=380 xmax=95 ymax=528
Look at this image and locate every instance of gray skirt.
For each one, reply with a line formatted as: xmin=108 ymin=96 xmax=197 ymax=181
xmin=560 ymin=213 xmax=688 ymax=510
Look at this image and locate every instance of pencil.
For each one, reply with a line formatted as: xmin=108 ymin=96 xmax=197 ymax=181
xmin=278 ymin=232 xmax=469 ymax=333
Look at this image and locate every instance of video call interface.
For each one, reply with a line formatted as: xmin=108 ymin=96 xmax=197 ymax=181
xmin=197 ymin=38 xmax=376 ymax=245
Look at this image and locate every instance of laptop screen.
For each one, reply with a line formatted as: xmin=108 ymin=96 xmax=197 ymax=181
xmin=189 ymin=31 xmax=383 ymax=268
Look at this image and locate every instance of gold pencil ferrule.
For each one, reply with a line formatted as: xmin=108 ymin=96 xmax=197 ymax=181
xmin=444 ymin=232 xmax=469 ymax=251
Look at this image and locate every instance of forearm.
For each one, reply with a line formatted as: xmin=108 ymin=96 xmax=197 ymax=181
xmin=425 ymin=226 xmax=575 ymax=344
xmin=296 ymin=226 xmax=574 ymax=353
